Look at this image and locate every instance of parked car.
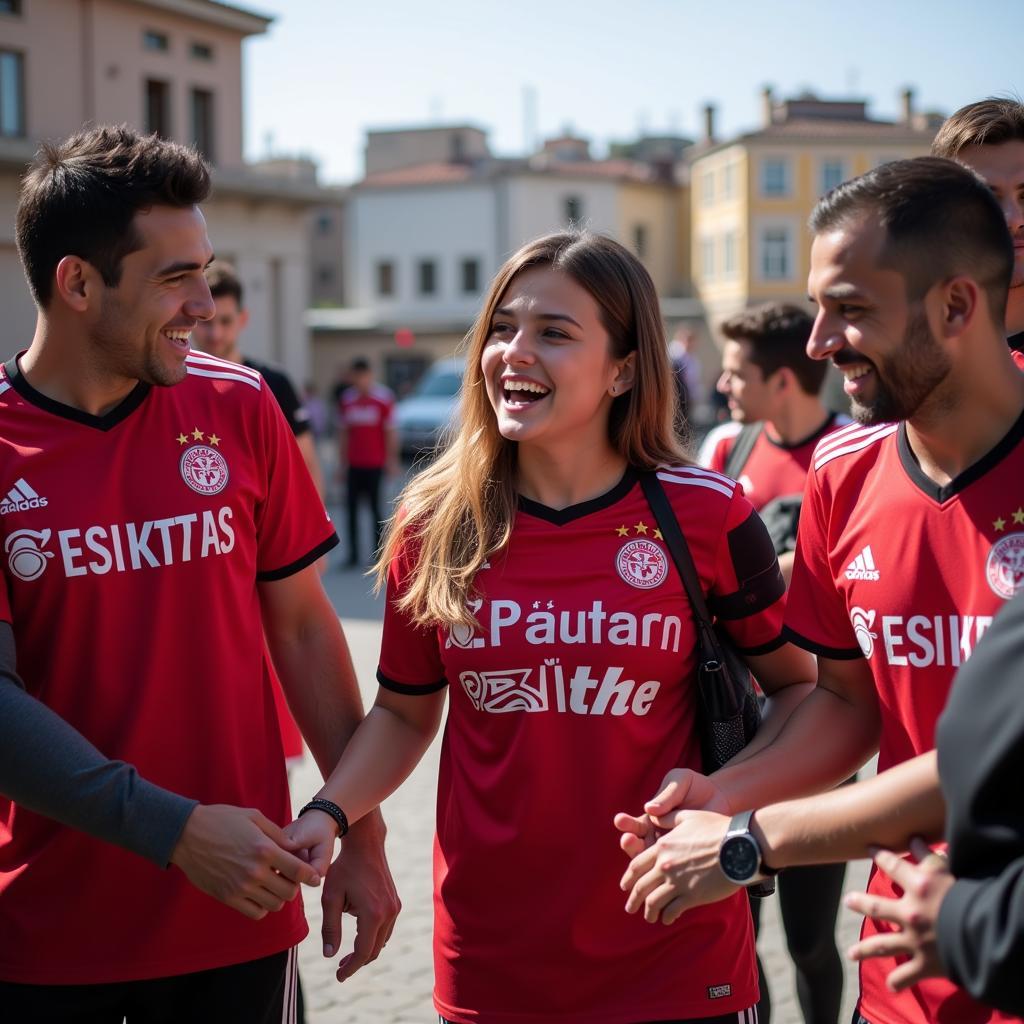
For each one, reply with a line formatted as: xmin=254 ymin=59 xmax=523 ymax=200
xmin=395 ymin=358 xmax=465 ymax=457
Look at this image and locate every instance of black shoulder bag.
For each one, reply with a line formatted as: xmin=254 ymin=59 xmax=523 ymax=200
xmin=639 ymin=470 xmax=775 ymax=896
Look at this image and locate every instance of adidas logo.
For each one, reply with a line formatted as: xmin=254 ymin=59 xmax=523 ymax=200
xmin=0 ymin=479 xmax=48 ymax=516
xmin=845 ymin=545 xmax=880 ymax=581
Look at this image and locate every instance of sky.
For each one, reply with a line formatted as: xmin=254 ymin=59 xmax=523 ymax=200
xmin=243 ymin=0 xmax=1022 ymax=186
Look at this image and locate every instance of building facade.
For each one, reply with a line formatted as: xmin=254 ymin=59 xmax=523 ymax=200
xmin=690 ymin=88 xmax=940 ymax=343
xmin=310 ymin=125 xmax=694 ymax=396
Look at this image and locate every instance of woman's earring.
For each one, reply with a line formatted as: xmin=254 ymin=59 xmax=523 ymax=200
xmin=610 ymin=385 xmax=618 ymax=395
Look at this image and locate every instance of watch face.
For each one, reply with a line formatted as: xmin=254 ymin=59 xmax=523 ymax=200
xmin=720 ymin=835 xmax=760 ymax=883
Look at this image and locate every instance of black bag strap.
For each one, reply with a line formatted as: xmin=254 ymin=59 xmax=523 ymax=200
xmin=638 ymin=471 xmax=724 ymax=671
xmin=723 ymin=423 xmax=762 ymax=480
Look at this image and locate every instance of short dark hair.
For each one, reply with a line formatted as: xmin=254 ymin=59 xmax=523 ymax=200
xmin=932 ymin=98 xmax=1024 ymax=158
xmin=351 ymin=357 xmax=370 ymax=372
xmin=719 ymin=303 xmax=825 ymax=395
xmin=810 ymin=157 xmax=1012 ymax=326
xmin=16 ymin=123 xmax=211 ymax=307
xmin=205 ymin=260 xmax=244 ymax=307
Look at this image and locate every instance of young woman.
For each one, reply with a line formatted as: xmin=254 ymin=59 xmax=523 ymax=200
xmin=288 ymin=231 xmax=815 ymax=1023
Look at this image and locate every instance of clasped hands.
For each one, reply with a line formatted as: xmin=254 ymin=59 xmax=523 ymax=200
xmin=614 ymin=767 xmax=741 ymax=926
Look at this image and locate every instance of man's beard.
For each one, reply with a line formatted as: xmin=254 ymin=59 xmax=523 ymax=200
xmin=845 ymin=310 xmax=952 ymax=425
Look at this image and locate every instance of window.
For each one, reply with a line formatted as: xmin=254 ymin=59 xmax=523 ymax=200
xmin=701 ymin=170 xmax=714 ymax=206
xmin=190 ymin=88 xmax=215 ymax=162
xmin=633 ymin=224 xmax=647 ymax=260
xmin=450 ymin=133 xmax=465 ymax=162
xmin=0 ymin=50 xmax=24 ymax=138
xmin=760 ymin=158 xmax=790 ymax=197
xmin=722 ymin=163 xmax=737 ymax=200
xmin=723 ymin=231 xmax=737 ymax=277
xmin=143 ymin=30 xmax=169 ymax=52
xmin=461 ymin=258 xmax=480 ymax=294
xmin=376 ymin=260 xmax=395 ymax=297
xmin=760 ymin=226 xmax=792 ymax=280
xmin=701 ymin=237 xmax=715 ymax=281
xmin=820 ymin=159 xmax=845 ymax=194
xmin=0 ymin=1 xmax=23 ymax=15
xmin=564 ymin=196 xmax=583 ymax=224
xmin=315 ymin=213 xmax=333 ymax=236
xmin=190 ymin=42 xmax=214 ymax=61
xmin=418 ymin=259 xmax=437 ymax=296
xmin=145 ymin=79 xmax=171 ymax=138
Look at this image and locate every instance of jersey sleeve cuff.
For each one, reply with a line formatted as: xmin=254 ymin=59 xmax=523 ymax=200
xmin=732 ymin=633 xmax=787 ymax=656
xmin=257 ymin=533 xmax=339 ymax=582
xmin=376 ymin=668 xmax=448 ymax=695
xmin=128 ymin=783 xmax=199 ymax=868
xmin=781 ymin=625 xmax=863 ymax=660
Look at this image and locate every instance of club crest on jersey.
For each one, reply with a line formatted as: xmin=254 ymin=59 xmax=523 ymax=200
xmin=986 ymin=532 xmax=1024 ymax=599
xmin=850 ymin=606 xmax=878 ymax=658
xmin=616 ymin=538 xmax=668 ymax=590
xmin=5 ymin=528 xmax=54 ymax=581
xmin=176 ymin=428 xmax=229 ymax=496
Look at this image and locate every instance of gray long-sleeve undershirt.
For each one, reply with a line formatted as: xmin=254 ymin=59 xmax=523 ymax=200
xmin=0 ymin=621 xmax=197 ymax=867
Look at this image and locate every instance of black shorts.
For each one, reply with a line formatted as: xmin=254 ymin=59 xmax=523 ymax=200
xmin=0 ymin=947 xmax=298 ymax=1024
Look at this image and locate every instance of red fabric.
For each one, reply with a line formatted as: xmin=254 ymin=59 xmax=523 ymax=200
xmin=0 ymin=353 xmax=335 ymax=983
xmin=703 ymin=415 xmax=850 ymax=512
xmin=339 ymin=385 xmax=395 ymax=469
xmin=1012 ymin=348 xmax=1024 ymax=372
xmin=785 ymin=418 xmax=1024 ymax=1024
xmin=379 ymin=467 xmax=785 ymax=1023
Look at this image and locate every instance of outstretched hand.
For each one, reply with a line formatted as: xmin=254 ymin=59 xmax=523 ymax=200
xmin=845 ymin=837 xmax=955 ymax=992
xmin=170 ymin=803 xmax=321 ymax=920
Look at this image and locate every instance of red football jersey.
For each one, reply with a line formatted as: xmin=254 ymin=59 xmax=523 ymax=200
xmin=699 ymin=413 xmax=850 ymax=512
xmin=785 ymin=417 xmax=1024 ymax=1024
xmin=0 ymin=352 xmax=337 ymax=984
xmin=339 ymin=385 xmax=395 ymax=469
xmin=379 ymin=466 xmax=787 ymax=1023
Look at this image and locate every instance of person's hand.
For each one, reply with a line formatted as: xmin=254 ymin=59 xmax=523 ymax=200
xmin=169 ymin=804 xmax=321 ymax=920
xmin=643 ymin=767 xmax=734 ymax=826
xmin=283 ymin=809 xmax=340 ymax=878
xmin=320 ymin=811 xmax=401 ymax=982
xmin=845 ymin=837 xmax=955 ymax=991
xmin=618 ymin=809 xmax=737 ymax=924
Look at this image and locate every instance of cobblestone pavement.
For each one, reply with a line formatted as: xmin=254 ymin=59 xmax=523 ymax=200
xmin=292 ymin=541 xmax=871 ymax=1024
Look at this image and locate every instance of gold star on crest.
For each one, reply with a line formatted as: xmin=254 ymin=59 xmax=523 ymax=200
xmin=634 ymin=521 xmax=649 ymax=535
xmin=1014 ymin=507 xmax=1024 ymax=525
xmin=207 ymin=433 xmax=221 ymax=447
xmin=654 ymin=528 xmax=663 ymax=540
xmin=175 ymin=433 xmax=188 ymax=446
xmin=994 ymin=517 xmax=1007 ymax=532
xmin=615 ymin=525 xmax=629 ymax=537
xmin=191 ymin=427 xmax=204 ymax=441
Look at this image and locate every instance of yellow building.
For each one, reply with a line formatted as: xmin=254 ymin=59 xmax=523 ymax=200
xmin=691 ymin=89 xmax=940 ymax=342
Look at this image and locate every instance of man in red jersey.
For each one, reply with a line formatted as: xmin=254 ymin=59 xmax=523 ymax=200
xmin=932 ymin=98 xmax=1024 ymax=366
xmin=337 ymin=357 xmax=398 ymax=567
xmin=0 ymin=126 xmax=397 ymax=1021
xmin=700 ymin=301 xmax=851 ymax=1024
xmin=700 ymin=302 xmax=849 ymax=583
xmin=617 ymin=157 xmax=1022 ymax=1024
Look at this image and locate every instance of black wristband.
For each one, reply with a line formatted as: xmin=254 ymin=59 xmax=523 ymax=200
xmin=298 ymin=798 xmax=349 ymax=838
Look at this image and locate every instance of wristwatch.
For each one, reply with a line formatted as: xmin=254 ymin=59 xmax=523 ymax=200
xmin=719 ymin=810 xmax=778 ymax=886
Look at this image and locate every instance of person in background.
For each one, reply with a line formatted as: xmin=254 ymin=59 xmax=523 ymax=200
xmin=337 ymin=357 xmax=399 ymax=568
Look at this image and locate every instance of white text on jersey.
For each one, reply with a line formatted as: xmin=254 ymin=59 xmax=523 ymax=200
xmin=58 ymin=507 xmax=235 ymax=577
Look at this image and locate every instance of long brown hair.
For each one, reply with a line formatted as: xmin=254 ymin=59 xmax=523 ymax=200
xmin=375 ymin=230 xmax=689 ymax=629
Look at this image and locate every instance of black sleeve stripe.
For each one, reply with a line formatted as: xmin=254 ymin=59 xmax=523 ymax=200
xmin=709 ymin=510 xmax=787 ymax=620
xmin=732 ymin=633 xmax=787 ymax=656
xmin=257 ymin=533 xmax=339 ymax=582
xmin=376 ymin=669 xmax=448 ymax=695
xmin=781 ymin=625 xmax=864 ymax=660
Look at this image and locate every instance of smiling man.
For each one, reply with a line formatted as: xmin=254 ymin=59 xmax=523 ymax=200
xmin=0 ymin=125 xmax=398 ymax=1021
xmin=617 ymin=157 xmax=1023 ymax=1024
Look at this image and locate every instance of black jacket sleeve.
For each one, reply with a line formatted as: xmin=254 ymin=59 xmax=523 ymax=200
xmin=935 ymin=589 xmax=1024 ymax=1014
xmin=0 ymin=622 xmax=197 ymax=867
